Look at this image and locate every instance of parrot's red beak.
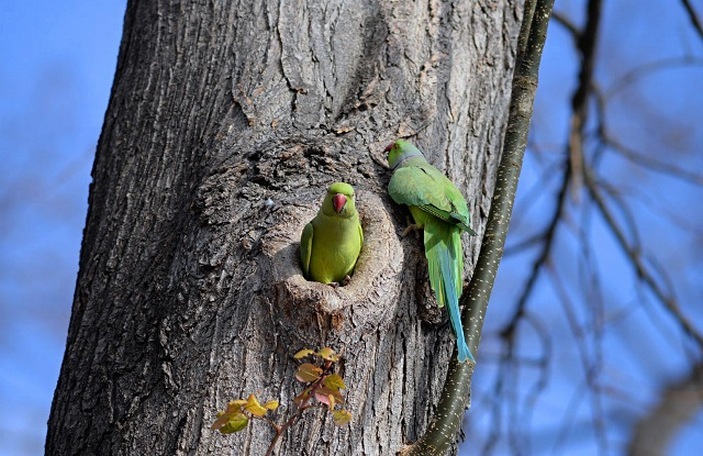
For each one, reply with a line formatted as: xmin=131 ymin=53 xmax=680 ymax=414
xmin=332 ymin=194 xmax=347 ymax=213
xmin=384 ymin=143 xmax=394 ymax=153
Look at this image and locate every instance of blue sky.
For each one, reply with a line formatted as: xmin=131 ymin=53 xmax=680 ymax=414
xmin=0 ymin=2 xmax=126 ymax=454
xmin=1 ymin=1 xmax=702 ymax=455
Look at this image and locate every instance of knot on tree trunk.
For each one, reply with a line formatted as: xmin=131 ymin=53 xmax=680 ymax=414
xmin=261 ymin=191 xmax=403 ymax=348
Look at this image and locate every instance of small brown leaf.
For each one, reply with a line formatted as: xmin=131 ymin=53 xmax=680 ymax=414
xmin=227 ymin=399 xmax=247 ymax=411
xmin=212 ymin=400 xmax=246 ymax=430
xmin=296 ymin=363 xmax=323 ymax=382
xmin=211 ymin=413 xmax=231 ymax=431
xmin=314 ymin=386 xmax=344 ymax=407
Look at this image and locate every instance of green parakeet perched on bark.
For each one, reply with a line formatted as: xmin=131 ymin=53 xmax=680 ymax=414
xmin=386 ymin=140 xmax=476 ymax=363
xmin=300 ymin=182 xmax=364 ymax=284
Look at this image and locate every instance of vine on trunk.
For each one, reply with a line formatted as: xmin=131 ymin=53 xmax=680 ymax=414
xmin=212 ymin=347 xmax=351 ymax=456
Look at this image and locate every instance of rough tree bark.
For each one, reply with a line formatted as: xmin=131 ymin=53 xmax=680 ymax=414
xmin=47 ymin=1 xmax=522 ymax=454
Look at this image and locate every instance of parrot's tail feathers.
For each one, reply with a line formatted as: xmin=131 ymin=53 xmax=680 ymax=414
xmin=456 ymin=336 xmax=474 ymax=363
xmin=451 ymin=228 xmax=464 ymax=296
xmin=423 ymin=221 xmax=475 ymax=363
xmin=438 ymin=242 xmax=475 ymax=364
xmin=427 ymin=249 xmax=446 ymax=308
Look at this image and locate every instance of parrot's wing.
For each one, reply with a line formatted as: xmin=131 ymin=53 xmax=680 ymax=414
xmin=300 ymin=222 xmax=314 ymax=278
xmin=389 ymin=165 xmax=475 ymax=234
xmin=358 ymin=217 xmax=364 ymax=246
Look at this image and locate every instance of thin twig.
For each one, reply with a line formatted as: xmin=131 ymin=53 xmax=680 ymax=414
xmin=583 ymin=168 xmax=703 ymax=349
xmin=681 ymin=0 xmax=703 ymax=41
xmin=501 ymin=160 xmax=570 ymax=336
xmin=548 ymin=263 xmax=609 ymax=454
xmin=604 ymin=56 xmax=703 ymax=98
xmin=568 ymin=0 xmax=602 ymax=195
xmin=601 ymin=131 xmax=703 ymax=186
xmin=551 ymin=10 xmax=579 ymax=41
xmin=502 ymin=0 xmax=602 ymax=343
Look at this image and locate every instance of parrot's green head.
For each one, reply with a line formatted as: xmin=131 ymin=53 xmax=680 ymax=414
xmin=322 ymin=182 xmax=357 ymax=217
xmin=385 ymin=139 xmax=425 ymax=170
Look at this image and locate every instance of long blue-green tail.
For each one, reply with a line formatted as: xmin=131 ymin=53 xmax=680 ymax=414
xmin=424 ymin=221 xmax=475 ymax=363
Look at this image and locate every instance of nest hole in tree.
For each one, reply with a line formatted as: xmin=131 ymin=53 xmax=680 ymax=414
xmin=260 ymin=190 xmax=404 ymax=344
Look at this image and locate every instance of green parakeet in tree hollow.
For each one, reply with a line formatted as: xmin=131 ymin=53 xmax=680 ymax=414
xmin=300 ymin=182 xmax=364 ymax=284
xmin=386 ymin=140 xmax=476 ymax=363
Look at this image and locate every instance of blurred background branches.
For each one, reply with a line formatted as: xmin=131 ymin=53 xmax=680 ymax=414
xmin=470 ymin=0 xmax=703 ymax=454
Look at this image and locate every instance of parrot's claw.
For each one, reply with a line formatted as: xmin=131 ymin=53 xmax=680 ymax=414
xmin=402 ymin=223 xmax=422 ymax=237
xmin=329 ymin=276 xmax=351 ymax=288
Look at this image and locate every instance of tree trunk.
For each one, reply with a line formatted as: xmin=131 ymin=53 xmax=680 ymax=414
xmin=47 ymin=1 xmax=521 ymax=454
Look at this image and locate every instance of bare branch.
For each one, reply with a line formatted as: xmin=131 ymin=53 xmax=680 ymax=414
xmin=601 ymin=130 xmax=703 ymax=186
xmin=549 ymin=264 xmax=609 ymax=454
xmin=604 ymin=56 xmax=703 ymax=98
xmin=501 ymin=161 xmax=570 ymax=334
xmin=681 ymin=0 xmax=703 ymax=41
xmin=551 ymin=10 xmax=580 ymax=41
xmin=583 ymin=168 xmax=703 ymax=349
xmin=502 ymin=0 xmax=602 ymax=343
xmin=589 ymin=84 xmax=703 ymax=187
xmin=628 ymin=362 xmax=703 ymax=455
xmin=568 ymin=0 xmax=603 ymax=194
xmin=405 ymin=0 xmax=556 ymax=453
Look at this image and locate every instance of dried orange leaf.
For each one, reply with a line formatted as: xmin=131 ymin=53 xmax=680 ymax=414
xmin=294 ymin=348 xmax=315 ymax=359
xmin=295 ymin=363 xmax=323 ymax=382
xmin=332 ymin=409 xmax=352 ymax=426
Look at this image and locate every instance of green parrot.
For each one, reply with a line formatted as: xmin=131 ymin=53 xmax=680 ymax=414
xmin=386 ymin=140 xmax=476 ymax=363
xmin=300 ymin=182 xmax=364 ymax=284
